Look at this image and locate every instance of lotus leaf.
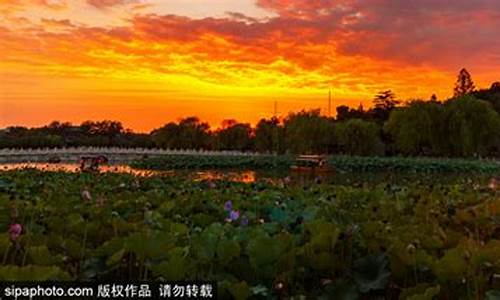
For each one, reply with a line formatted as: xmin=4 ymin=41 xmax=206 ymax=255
xmin=216 ymin=239 xmax=241 ymax=262
xmin=150 ymin=247 xmax=192 ymax=280
xmin=352 ymin=254 xmax=391 ymax=293
xmin=0 ymin=265 xmax=71 ymax=281
xmin=320 ymin=280 xmax=359 ymax=300
xmin=227 ymin=281 xmax=251 ymax=300
xmin=28 ymin=245 xmax=62 ymax=266
xmin=432 ymin=247 xmax=468 ymax=282
xmin=486 ymin=290 xmax=500 ymax=300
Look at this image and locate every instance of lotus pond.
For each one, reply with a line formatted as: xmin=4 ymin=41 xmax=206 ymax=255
xmin=0 ymin=169 xmax=499 ymax=300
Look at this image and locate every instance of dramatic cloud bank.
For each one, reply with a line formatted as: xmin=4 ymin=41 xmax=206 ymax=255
xmin=1 ymin=0 xmax=499 ymax=130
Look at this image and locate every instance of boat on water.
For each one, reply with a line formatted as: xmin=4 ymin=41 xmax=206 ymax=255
xmin=290 ymin=155 xmax=334 ymax=173
xmin=79 ymin=155 xmax=109 ymax=172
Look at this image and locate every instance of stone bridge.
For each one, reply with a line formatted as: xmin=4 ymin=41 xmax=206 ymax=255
xmin=0 ymin=147 xmax=260 ymax=164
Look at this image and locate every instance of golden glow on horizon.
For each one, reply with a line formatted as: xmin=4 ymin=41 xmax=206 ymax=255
xmin=1 ymin=0 xmax=499 ymax=132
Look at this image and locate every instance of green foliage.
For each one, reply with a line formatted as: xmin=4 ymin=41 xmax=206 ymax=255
xmin=1 ymin=169 xmax=500 ymax=299
xmin=283 ymin=109 xmax=335 ymax=154
xmin=0 ymin=120 xmax=153 ymax=148
xmin=486 ymin=290 xmax=500 ymax=300
xmin=352 ymin=254 xmax=391 ymax=293
xmin=336 ymin=119 xmax=384 ymax=156
xmin=403 ymin=285 xmax=441 ymax=300
xmin=386 ymin=96 xmax=500 ymax=157
xmin=473 ymin=83 xmax=500 ymax=115
xmin=321 ymin=280 xmax=359 ymax=300
xmin=385 ymin=101 xmax=446 ymax=155
xmin=254 ymin=117 xmax=285 ymax=154
xmin=330 ymin=154 xmax=500 ymax=173
xmin=444 ymin=95 xmax=500 ymax=156
xmin=0 ymin=266 xmax=70 ymax=281
xmin=151 ymin=117 xmax=212 ymax=149
xmin=226 ymin=281 xmax=251 ymax=300
xmin=214 ymin=122 xmax=253 ymax=151
xmin=216 ymin=239 xmax=241 ymax=262
xmin=131 ymin=154 xmax=293 ymax=170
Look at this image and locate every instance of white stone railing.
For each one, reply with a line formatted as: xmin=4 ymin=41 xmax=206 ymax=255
xmin=0 ymin=147 xmax=261 ymax=163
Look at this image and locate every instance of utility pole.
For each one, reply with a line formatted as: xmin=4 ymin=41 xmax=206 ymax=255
xmin=328 ymin=89 xmax=332 ymax=117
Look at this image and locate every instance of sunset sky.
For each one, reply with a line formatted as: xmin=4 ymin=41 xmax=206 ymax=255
xmin=1 ymin=0 xmax=499 ymax=132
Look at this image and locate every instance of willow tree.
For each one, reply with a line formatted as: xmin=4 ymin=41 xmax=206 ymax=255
xmin=283 ymin=110 xmax=335 ymax=154
xmin=444 ymin=95 xmax=500 ymax=156
xmin=385 ymin=100 xmax=446 ymax=155
xmin=336 ymin=119 xmax=384 ymax=156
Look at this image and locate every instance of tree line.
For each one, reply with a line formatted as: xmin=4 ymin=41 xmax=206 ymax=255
xmin=1 ymin=69 xmax=500 ymax=157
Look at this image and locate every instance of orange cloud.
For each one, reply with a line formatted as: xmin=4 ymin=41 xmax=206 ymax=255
xmin=1 ymin=0 xmax=499 ymax=131
xmin=86 ymin=0 xmax=141 ymax=9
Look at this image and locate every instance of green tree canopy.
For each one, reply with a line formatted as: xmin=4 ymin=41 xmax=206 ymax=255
xmin=254 ymin=117 xmax=285 ymax=153
xmin=385 ymin=100 xmax=446 ymax=155
xmin=336 ymin=119 xmax=384 ymax=156
xmin=283 ymin=110 xmax=335 ymax=154
xmin=370 ymin=90 xmax=400 ymax=122
xmin=214 ymin=121 xmax=253 ymax=151
xmin=444 ymin=95 xmax=500 ymax=156
xmin=151 ymin=117 xmax=211 ymax=149
xmin=473 ymin=82 xmax=500 ymax=114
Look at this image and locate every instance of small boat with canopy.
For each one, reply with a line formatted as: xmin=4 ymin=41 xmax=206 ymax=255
xmin=290 ymin=155 xmax=333 ymax=173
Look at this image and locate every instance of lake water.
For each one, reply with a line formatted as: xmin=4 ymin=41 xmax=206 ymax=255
xmin=0 ymin=162 xmax=260 ymax=182
xmin=0 ymin=162 xmax=492 ymax=186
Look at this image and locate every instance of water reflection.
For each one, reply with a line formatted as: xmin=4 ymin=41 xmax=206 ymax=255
xmin=0 ymin=162 xmax=492 ymax=186
xmin=192 ymin=170 xmax=256 ymax=183
xmin=0 ymin=163 xmax=166 ymax=177
xmin=0 ymin=163 xmax=261 ymax=183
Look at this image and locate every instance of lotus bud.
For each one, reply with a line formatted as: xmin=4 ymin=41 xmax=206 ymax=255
xmin=406 ymin=243 xmax=416 ymax=254
xmin=320 ymin=279 xmax=333 ymax=286
xmin=489 ymin=178 xmax=497 ymax=191
xmin=81 ymin=189 xmax=92 ymax=202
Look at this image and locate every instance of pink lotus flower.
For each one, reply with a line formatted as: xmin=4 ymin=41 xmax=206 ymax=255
xmin=9 ymin=223 xmax=22 ymax=241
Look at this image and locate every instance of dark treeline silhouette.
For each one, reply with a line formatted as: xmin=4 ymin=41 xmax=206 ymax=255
xmin=2 ymin=69 xmax=500 ymax=157
xmin=0 ymin=120 xmax=154 ymax=149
